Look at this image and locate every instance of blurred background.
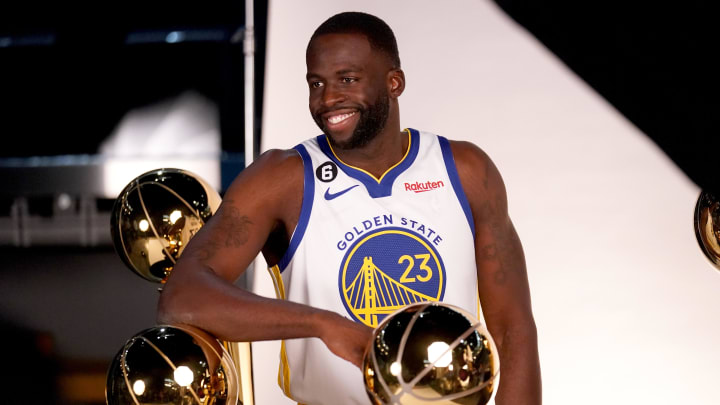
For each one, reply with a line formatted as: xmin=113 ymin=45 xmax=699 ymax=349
xmin=2 ymin=1 xmax=719 ymax=404
xmin=0 ymin=3 xmax=267 ymax=404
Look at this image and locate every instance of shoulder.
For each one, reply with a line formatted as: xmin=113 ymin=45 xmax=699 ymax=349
xmin=447 ymin=139 xmax=490 ymax=167
xmin=228 ymin=148 xmax=303 ymax=188
xmin=446 ymin=139 xmax=509 ymax=218
xmin=447 ymin=140 xmax=501 ymax=188
xmin=255 ymin=147 xmax=304 ymax=171
xmin=221 ymin=148 xmax=305 ymax=214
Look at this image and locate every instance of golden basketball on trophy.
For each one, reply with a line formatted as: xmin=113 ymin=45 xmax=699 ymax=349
xmin=107 ymin=168 xmax=254 ymax=405
xmin=694 ymin=190 xmax=720 ymax=271
xmin=110 ymin=168 xmax=221 ymax=283
xmin=362 ymin=302 xmax=500 ymax=405
xmin=105 ymin=325 xmax=238 ymax=405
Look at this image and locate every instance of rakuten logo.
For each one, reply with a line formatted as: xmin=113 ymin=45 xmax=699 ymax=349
xmin=404 ymin=180 xmax=445 ymax=193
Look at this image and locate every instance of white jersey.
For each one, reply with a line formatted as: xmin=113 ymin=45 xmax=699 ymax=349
xmin=267 ymin=129 xmax=479 ymax=405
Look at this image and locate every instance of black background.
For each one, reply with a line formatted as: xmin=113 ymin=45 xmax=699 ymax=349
xmin=494 ymin=0 xmax=720 ymax=194
xmin=0 ymin=3 xmax=267 ymax=158
xmin=2 ymin=2 xmax=718 ymax=193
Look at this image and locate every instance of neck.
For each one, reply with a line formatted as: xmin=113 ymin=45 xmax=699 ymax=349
xmin=331 ymin=120 xmax=407 ymax=180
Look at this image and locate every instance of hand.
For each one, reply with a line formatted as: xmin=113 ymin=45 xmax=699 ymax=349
xmin=320 ymin=313 xmax=374 ymax=368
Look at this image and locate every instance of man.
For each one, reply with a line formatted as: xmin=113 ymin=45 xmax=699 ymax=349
xmin=158 ymin=11 xmax=541 ymax=405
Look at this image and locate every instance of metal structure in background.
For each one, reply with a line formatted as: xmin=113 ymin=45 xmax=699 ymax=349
xmin=1 ymin=4 xmax=264 ymax=404
xmin=0 ymin=4 xmax=268 ymax=249
xmin=244 ymin=0 xmax=256 ymax=169
xmin=231 ymin=3 xmax=257 ymax=403
xmin=0 ymin=157 xmax=113 ymax=247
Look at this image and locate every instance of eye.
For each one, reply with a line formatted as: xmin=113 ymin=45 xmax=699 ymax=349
xmin=309 ymin=81 xmax=324 ymax=89
xmin=341 ymin=77 xmax=357 ymax=84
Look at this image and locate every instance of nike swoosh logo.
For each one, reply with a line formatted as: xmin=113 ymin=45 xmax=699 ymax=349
xmin=324 ymin=185 xmax=359 ymax=200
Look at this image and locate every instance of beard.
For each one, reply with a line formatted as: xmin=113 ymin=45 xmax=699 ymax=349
xmin=315 ymin=92 xmax=390 ymax=150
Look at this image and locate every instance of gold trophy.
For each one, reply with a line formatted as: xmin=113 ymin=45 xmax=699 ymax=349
xmin=694 ymin=191 xmax=720 ymax=271
xmin=106 ymin=325 xmax=238 ymax=405
xmin=107 ymin=168 xmax=254 ymax=405
xmin=363 ymin=302 xmax=499 ymax=405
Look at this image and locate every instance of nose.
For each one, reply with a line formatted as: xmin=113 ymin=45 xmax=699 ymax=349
xmin=320 ymin=83 xmax=346 ymax=108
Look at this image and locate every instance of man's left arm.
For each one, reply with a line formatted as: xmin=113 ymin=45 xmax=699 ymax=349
xmin=451 ymin=140 xmax=541 ymax=405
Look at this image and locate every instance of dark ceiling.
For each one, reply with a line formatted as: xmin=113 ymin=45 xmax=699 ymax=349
xmin=494 ymin=0 xmax=720 ymax=194
xmin=1 ymin=2 xmax=717 ymax=193
xmin=0 ymin=3 xmax=266 ymax=158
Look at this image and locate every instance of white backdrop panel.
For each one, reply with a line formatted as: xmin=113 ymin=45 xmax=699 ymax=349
xmin=255 ymin=1 xmax=720 ymax=404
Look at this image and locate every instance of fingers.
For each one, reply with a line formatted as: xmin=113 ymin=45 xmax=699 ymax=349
xmin=323 ymin=318 xmax=373 ymax=368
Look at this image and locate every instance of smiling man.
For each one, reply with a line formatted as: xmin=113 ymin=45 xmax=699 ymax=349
xmin=158 ymin=11 xmax=541 ymax=405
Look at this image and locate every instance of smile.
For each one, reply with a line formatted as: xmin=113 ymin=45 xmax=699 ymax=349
xmin=327 ymin=111 xmax=357 ymax=124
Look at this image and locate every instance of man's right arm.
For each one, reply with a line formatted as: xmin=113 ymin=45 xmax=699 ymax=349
xmin=157 ymin=149 xmax=372 ymax=367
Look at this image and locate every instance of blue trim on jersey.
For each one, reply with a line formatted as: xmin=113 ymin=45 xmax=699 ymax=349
xmin=438 ymin=136 xmax=476 ymax=238
xmin=277 ymin=144 xmax=315 ymax=272
xmin=316 ymin=129 xmax=420 ymax=198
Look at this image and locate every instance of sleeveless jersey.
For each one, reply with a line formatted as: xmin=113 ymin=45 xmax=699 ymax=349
xmin=267 ymin=128 xmax=479 ymax=405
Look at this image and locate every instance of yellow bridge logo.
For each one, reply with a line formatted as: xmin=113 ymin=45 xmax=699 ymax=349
xmin=339 ymin=228 xmax=445 ymax=327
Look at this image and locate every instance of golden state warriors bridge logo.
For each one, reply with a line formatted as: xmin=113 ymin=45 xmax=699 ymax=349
xmin=339 ymin=226 xmax=446 ymax=327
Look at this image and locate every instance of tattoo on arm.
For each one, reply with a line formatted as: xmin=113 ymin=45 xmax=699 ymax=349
xmin=218 ymin=206 xmax=253 ymax=248
xmin=479 ymin=243 xmax=498 ymax=260
xmin=477 ymin=199 xmax=522 ymax=285
xmin=189 ymin=204 xmax=254 ymax=262
xmin=192 ymin=240 xmax=220 ymax=261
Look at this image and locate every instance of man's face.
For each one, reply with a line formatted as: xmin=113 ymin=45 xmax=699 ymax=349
xmin=306 ymin=32 xmax=392 ymax=150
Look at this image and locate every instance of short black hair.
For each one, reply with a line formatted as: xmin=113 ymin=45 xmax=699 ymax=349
xmin=309 ymin=11 xmax=401 ymax=68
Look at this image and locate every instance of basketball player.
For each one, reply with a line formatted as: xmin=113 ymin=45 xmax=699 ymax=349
xmin=158 ymin=12 xmax=541 ymax=405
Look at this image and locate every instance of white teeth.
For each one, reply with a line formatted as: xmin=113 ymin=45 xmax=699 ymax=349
xmin=327 ymin=112 xmax=356 ymax=124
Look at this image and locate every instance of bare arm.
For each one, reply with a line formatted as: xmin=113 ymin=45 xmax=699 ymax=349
xmin=451 ymin=141 xmax=542 ymax=405
xmin=157 ymin=149 xmax=371 ymax=367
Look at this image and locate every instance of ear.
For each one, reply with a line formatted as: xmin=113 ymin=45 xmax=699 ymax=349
xmin=387 ymin=68 xmax=405 ymax=98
